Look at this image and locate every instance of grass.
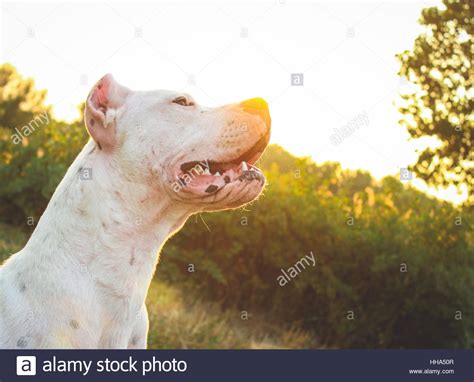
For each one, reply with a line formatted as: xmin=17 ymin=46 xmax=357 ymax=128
xmin=0 ymin=223 xmax=316 ymax=348
xmin=146 ymin=280 xmax=317 ymax=349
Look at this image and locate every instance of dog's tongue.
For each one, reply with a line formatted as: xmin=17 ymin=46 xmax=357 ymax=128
xmin=185 ymin=174 xmax=227 ymax=193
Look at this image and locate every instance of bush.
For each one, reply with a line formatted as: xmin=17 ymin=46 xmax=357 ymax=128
xmin=159 ymin=146 xmax=474 ymax=348
xmin=0 ymin=64 xmax=87 ymax=224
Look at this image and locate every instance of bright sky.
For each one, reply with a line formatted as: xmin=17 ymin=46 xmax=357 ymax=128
xmin=1 ymin=0 xmax=465 ymax=204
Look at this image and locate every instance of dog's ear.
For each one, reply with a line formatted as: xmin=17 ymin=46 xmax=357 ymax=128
xmin=85 ymin=74 xmax=130 ymax=151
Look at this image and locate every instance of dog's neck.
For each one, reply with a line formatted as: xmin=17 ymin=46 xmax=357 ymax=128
xmin=24 ymin=141 xmax=190 ymax=316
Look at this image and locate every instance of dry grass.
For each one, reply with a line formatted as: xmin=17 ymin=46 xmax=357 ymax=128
xmin=146 ymin=280 xmax=317 ymax=349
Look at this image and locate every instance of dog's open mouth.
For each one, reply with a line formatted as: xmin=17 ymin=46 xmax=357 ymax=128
xmin=176 ymin=134 xmax=268 ymax=194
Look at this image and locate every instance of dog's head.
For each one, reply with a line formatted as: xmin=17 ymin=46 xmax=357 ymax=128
xmin=85 ymin=74 xmax=271 ymax=212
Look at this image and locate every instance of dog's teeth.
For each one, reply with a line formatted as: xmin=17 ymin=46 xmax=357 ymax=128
xmin=203 ymin=168 xmax=211 ymax=175
xmin=215 ymin=171 xmax=221 ymax=176
xmin=241 ymin=161 xmax=248 ymax=171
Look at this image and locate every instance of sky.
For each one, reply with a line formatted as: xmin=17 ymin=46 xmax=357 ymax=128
xmin=1 ymin=0 xmax=465 ymax=204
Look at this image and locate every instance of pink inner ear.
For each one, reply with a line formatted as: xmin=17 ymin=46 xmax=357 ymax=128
xmin=85 ymin=75 xmax=119 ymax=151
xmin=85 ymin=74 xmax=130 ymax=151
xmin=91 ymin=77 xmax=111 ymax=110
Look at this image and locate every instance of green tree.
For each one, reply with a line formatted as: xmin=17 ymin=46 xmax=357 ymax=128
xmin=0 ymin=64 xmax=87 ymax=224
xmin=0 ymin=64 xmax=48 ymax=128
xmin=397 ymin=0 xmax=473 ymax=205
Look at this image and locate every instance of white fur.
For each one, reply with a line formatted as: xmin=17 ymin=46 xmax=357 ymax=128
xmin=0 ymin=76 xmax=269 ymax=349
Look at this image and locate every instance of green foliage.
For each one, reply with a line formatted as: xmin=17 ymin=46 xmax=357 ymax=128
xmin=397 ymin=0 xmax=473 ymax=204
xmin=0 ymin=64 xmax=88 ymax=224
xmin=159 ymin=145 xmax=474 ymax=348
xmin=0 ymin=223 xmax=29 ymax=265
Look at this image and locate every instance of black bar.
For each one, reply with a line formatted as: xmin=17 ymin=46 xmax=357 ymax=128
xmin=1 ymin=349 xmax=472 ymax=381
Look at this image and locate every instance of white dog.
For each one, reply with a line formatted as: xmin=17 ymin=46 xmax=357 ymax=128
xmin=0 ymin=74 xmax=270 ymax=349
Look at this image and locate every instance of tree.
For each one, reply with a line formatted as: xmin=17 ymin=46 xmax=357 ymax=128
xmin=0 ymin=64 xmax=87 ymax=224
xmin=0 ymin=64 xmax=49 ymax=130
xmin=397 ymin=0 xmax=473 ymax=205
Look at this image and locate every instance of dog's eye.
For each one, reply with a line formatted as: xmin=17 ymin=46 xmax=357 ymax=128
xmin=172 ymin=96 xmax=194 ymax=107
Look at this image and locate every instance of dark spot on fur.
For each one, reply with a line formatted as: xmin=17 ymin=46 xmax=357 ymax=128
xmin=78 ymin=167 xmax=83 ymax=173
xmin=130 ymin=335 xmax=139 ymax=346
xmin=205 ymin=185 xmax=219 ymax=193
xmin=70 ymin=320 xmax=80 ymax=329
xmin=90 ymin=118 xmax=95 ymax=126
xmin=89 ymin=145 xmax=96 ymax=154
xmin=77 ymin=208 xmax=86 ymax=216
xmin=20 ymin=283 xmax=26 ymax=292
xmin=101 ymin=221 xmax=107 ymax=229
xmin=17 ymin=337 xmax=28 ymax=348
xmin=224 ymin=176 xmax=230 ymax=183
xmin=129 ymin=253 xmax=135 ymax=266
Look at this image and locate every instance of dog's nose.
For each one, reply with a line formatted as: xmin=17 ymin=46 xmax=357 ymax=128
xmin=239 ymin=98 xmax=271 ymax=127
